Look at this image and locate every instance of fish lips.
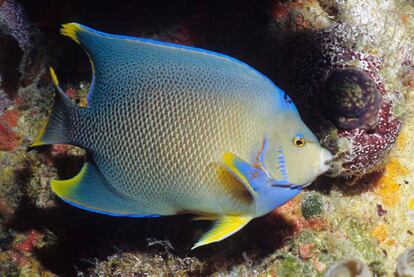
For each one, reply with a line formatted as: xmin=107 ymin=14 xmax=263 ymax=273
xmin=319 ymin=148 xmax=333 ymax=174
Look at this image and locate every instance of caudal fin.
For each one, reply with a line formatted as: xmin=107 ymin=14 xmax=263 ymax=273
xmin=28 ymin=68 xmax=78 ymax=150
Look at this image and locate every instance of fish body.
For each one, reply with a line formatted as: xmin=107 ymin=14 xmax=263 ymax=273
xmin=31 ymin=23 xmax=332 ymax=248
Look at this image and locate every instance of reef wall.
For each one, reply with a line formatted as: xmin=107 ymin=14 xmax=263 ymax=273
xmin=0 ymin=0 xmax=414 ymax=276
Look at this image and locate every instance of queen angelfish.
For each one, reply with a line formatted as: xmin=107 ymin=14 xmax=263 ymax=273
xmin=29 ymin=23 xmax=332 ymax=249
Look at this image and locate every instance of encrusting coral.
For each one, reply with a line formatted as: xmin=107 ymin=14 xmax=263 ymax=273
xmin=268 ymin=0 xmax=412 ymax=177
xmin=323 ymin=67 xmax=382 ymax=130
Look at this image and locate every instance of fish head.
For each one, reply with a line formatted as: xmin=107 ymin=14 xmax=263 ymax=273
xmin=264 ymin=112 xmax=332 ymax=187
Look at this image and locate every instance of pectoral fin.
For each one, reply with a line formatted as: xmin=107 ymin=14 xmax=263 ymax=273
xmin=192 ymin=214 xmax=252 ymax=249
xmin=220 ymin=152 xmax=272 ymax=195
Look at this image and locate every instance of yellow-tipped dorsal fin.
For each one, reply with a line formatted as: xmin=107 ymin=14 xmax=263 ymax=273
xmin=191 ymin=214 xmax=252 ymax=249
xmin=28 ymin=67 xmax=67 ymax=149
xmin=60 ymin=23 xmax=82 ymax=44
xmin=49 ymin=67 xmax=59 ymax=87
xmin=48 ymin=67 xmax=65 ymax=94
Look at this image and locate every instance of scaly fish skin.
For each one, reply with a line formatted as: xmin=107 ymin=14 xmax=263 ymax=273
xmin=30 ymin=23 xmax=332 ymax=248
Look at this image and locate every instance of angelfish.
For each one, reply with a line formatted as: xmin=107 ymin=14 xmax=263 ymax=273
xmin=29 ymin=23 xmax=332 ymax=249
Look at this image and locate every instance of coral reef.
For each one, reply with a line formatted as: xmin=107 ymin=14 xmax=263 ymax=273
xmin=323 ymin=68 xmax=382 ymax=130
xmin=88 ymin=242 xmax=205 ymax=276
xmin=267 ymin=0 xmax=412 ymax=176
xmin=1 ymin=0 xmax=414 ymax=276
xmin=0 ymin=0 xmax=45 ymax=89
xmin=0 ymin=89 xmax=12 ymax=115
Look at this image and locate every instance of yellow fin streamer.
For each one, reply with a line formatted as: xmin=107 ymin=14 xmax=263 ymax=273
xmin=192 ymin=214 xmax=252 ymax=249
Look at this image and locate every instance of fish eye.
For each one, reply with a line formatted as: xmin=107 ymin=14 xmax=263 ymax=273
xmin=293 ymin=135 xmax=306 ymax=148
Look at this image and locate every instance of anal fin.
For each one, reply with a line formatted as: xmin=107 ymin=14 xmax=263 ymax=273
xmin=192 ymin=214 xmax=252 ymax=249
xmin=52 ymin=162 xmax=159 ymax=218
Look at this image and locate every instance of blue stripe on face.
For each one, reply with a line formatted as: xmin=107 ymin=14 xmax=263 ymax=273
xmin=295 ymin=133 xmax=305 ymax=139
xmin=277 ymin=147 xmax=288 ymax=181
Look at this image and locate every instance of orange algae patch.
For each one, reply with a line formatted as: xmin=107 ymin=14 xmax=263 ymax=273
xmin=396 ymin=132 xmax=407 ymax=150
xmin=271 ymin=195 xmax=303 ymax=233
xmin=0 ymin=109 xmax=19 ymax=128
xmin=371 ymin=223 xmax=397 ymax=247
xmin=401 ymin=15 xmax=409 ymax=24
xmin=385 ymin=239 xmax=396 ymax=246
xmin=384 ymin=159 xmax=409 ymax=178
xmin=271 ymin=194 xmax=330 ymax=235
xmin=377 ymin=176 xmax=401 ymax=207
xmin=371 ymin=223 xmax=388 ymax=243
xmin=299 ymin=243 xmax=316 ymax=260
xmin=0 ymin=124 xmax=21 ymax=151
xmin=376 ymin=159 xmax=408 ymax=207
xmin=303 ymin=217 xmax=330 ymax=232
xmin=408 ymin=197 xmax=414 ymax=211
xmin=273 ymin=194 xmax=302 ymax=217
xmin=0 ymin=108 xmax=21 ymax=151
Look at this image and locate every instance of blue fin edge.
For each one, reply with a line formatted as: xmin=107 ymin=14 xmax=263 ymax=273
xmin=64 ymin=23 xmax=298 ymax=113
xmin=58 ymin=196 xmax=161 ymax=218
xmin=77 ymin=24 xmax=276 ymax=89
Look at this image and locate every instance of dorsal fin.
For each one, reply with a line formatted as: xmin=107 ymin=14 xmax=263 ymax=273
xmin=60 ymin=23 xmax=106 ymax=104
xmin=59 ymin=23 xmax=274 ymax=106
xmin=28 ymin=68 xmax=79 ymax=149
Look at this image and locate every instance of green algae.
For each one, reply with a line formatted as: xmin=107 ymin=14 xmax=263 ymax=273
xmin=275 ymin=255 xmax=303 ymax=277
xmin=0 ymin=254 xmax=19 ymax=277
xmin=344 ymin=217 xmax=385 ymax=262
xmin=301 ymin=192 xmax=325 ymax=219
xmin=90 ymin=250 xmax=205 ymax=276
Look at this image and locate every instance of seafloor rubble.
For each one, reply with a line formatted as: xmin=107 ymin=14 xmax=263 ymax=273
xmin=1 ymin=0 xmax=414 ymax=276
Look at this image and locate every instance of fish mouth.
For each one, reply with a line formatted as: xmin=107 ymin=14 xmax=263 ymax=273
xmin=319 ymin=148 xmax=333 ymax=174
